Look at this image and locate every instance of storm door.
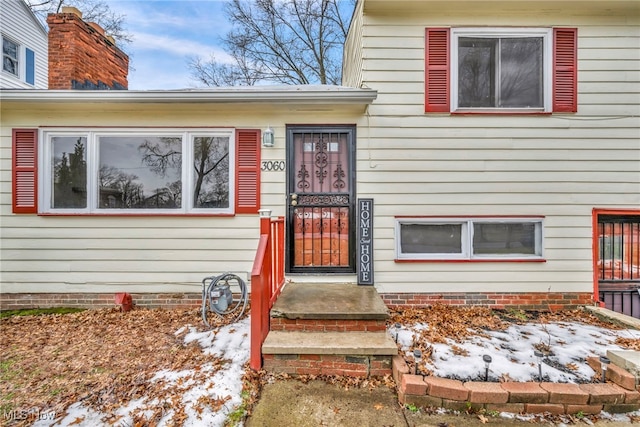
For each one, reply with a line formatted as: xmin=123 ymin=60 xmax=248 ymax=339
xmin=286 ymin=126 xmax=356 ymax=274
xmin=596 ymin=213 xmax=640 ymax=317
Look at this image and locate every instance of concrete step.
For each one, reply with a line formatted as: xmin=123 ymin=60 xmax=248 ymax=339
xmin=585 ymin=306 xmax=640 ymax=329
xmin=607 ymin=350 xmax=640 ymax=379
xmin=262 ymin=331 xmax=398 ymax=356
xmin=271 ymin=282 xmax=389 ymax=320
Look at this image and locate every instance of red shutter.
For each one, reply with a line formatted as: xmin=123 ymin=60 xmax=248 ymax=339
xmin=235 ymin=129 xmax=261 ymax=214
xmin=553 ymin=28 xmax=578 ymax=113
xmin=425 ymin=28 xmax=450 ymax=113
xmin=12 ymin=129 xmax=38 ymax=214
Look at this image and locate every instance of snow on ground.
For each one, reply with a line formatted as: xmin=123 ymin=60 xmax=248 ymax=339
xmin=394 ymin=320 xmax=640 ymax=383
xmin=31 ymin=316 xmax=640 ymax=426
xmin=34 ymin=318 xmax=251 ymax=427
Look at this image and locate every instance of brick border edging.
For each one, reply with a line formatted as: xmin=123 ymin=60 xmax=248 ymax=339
xmin=393 ymin=355 xmax=640 ymax=415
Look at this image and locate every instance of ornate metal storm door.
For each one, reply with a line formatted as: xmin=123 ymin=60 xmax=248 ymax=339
xmin=286 ymin=126 xmax=356 ymax=273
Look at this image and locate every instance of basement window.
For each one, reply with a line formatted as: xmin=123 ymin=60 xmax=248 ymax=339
xmin=396 ymin=217 xmax=543 ymax=261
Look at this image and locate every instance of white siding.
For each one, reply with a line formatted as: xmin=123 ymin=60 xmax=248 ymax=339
xmin=357 ymin=1 xmax=640 ymax=294
xmin=0 ymin=0 xmax=48 ymax=89
xmin=0 ymin=101 xmax=364 ymax=293
xmin=342 ymin=0 xmax=364 ymax=87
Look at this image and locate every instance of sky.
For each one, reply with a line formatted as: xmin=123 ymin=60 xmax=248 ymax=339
xmin=31 ymin=315 xmax=640 ymax=426
xmin=104 ymin=0 xmax=236 ymax=90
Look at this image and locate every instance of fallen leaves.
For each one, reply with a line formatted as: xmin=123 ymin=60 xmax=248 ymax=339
xmin=0 ymin=308 xmax=243 ymax=427
xmin=615 ymin=337 xmax=640 ymax=351
xmin=390 ymin=304 xmax=638 ymax=384
xmin=389 ymin=304 xmax=507 ymax=345
xmin=2 ymin=304 xmax=637 ymax=427
xmin=68 ymin=416 xmax=84 ymax=425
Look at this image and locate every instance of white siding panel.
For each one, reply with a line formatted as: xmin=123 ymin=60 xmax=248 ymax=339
xmin=0 ymin=101 xmax=367 ymax=294
xmin=0 ymin=0 xmax=48 ymax=89
xmin=355 ymin=2 xmax=639 ymax=296
xmin=342 ymin=0 xmax=364 ymax=87
xmin=1 ymin=1 xmax=638 ymax=302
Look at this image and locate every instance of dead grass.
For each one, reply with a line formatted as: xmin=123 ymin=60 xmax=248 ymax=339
xmin=0 ymin=307 xmax=234 ymax=427
xmin=1 ymin=304 xmax=637 ymax=426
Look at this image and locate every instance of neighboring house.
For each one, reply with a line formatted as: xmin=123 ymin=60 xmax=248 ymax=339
xmin=0 ymin=1 xmax=638 ymax=313
xmin=0 ymin=0 xmax=48 ymax=89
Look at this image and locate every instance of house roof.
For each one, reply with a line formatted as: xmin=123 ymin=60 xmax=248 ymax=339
xmin=0 ymin=85 xmax=377 ymax=106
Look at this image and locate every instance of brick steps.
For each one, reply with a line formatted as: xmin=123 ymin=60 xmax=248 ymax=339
xmin=262 ymin=282 xmax=397 ymax=378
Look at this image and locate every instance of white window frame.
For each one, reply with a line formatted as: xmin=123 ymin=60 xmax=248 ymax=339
xmin=39 ymin=128 xmax=236 ymax=214
xmin=451 ymin=28 xmax=553 ymax=112
xmin=2 ymin=35 xmax=20 ymax=78
xmin=395 ymin=217 xmax=544 ymax=261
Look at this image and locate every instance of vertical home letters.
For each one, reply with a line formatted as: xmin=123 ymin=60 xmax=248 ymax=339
xmin=357 ymin=199 xmax=374 ymax=285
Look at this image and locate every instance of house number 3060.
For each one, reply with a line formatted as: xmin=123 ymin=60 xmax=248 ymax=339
xmin=261 ymin=161 xmax=286 ymax=171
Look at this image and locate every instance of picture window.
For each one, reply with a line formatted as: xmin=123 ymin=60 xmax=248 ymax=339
xmin=42 ymin=129 xmax=234 ymax=214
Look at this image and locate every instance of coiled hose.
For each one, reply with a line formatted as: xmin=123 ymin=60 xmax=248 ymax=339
xmin=201 ymin=272 xmax=248 ymax=328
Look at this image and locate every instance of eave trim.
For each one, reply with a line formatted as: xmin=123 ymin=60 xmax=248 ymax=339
xmin=0 ymin=87 xmax=378 ymax=105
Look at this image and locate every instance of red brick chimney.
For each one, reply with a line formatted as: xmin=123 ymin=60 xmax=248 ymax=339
xmin=47 ymin=7 xmax=129 ymax=90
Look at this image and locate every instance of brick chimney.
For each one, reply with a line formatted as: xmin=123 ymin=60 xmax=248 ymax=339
xmin=47 ymin=7 xmax=129 ymax=90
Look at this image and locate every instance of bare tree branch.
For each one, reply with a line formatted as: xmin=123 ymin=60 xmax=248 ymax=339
xmin=25 ymin=0 xmax=132 ymax=46
xmin=189 ymin=0 xmax=355 ymax=87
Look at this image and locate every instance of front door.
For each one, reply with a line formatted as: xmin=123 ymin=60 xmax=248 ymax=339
xmin=286 ymin=126 xmax=356 ymax=274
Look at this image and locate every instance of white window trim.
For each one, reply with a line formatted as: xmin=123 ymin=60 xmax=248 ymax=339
xmin=39 ymin=128 xmax=236 ymax=214
xmin=450 ymin=27 xmax=553 ymax=113
xmin=395 ymin=217 xmax=544 ymax=261
xmin=2 ymin=35 xmax=20 ymax=79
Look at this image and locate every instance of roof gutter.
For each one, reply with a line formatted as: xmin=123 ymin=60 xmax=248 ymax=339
xmin=0 ymin=87 xmax=378 ymax=105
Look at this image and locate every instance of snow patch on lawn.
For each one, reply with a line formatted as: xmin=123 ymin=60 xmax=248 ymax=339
xmin=36 ymin=318 xmax=250 ymax=427
xmin=395 ymin=320 xmax=640 ymax=383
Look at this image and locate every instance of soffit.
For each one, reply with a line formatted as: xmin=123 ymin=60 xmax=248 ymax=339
xmin=0 ymin=86 xmax=377 ymax=114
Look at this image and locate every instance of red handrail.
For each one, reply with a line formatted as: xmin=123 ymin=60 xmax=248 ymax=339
xmin=250 ymin=215 xmax=285 ymax=370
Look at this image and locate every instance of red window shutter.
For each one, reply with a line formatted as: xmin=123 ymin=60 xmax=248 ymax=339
xmin=235 ymin=129 xmax=261 ymax=214
xmin=425 ymin=28 xmax=450 ymax=113
xmin=12 ymin=129 xmax=38 ymax=214
xmin=553 ymin=28 xmax=578 ymax=113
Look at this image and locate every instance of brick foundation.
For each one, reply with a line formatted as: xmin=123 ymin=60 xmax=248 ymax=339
xmin=0 ymin=293 xmax=202 ymax=311
xmin=1 ymin=292 xmax=596 ymax=311
xmin=381 ymin=292 xmax=594 ymax=311
xmin=263 ymin=354 xmax=392 ymax=377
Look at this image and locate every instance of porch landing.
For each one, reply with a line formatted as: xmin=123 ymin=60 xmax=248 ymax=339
xmin=270 ymin=282 xmax=389 ymax=320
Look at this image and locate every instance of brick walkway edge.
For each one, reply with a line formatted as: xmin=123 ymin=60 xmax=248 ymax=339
xmin=393 ymin=355 xmax=640 ymax=415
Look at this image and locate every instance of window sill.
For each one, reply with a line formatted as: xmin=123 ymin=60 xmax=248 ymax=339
xmin=451 ymin=110 xmax=551 ymax=116
xmin=395 ymin=258 xmax=547 ymax=263
xmin=38 ymin=212 xmax=236 ymax=217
